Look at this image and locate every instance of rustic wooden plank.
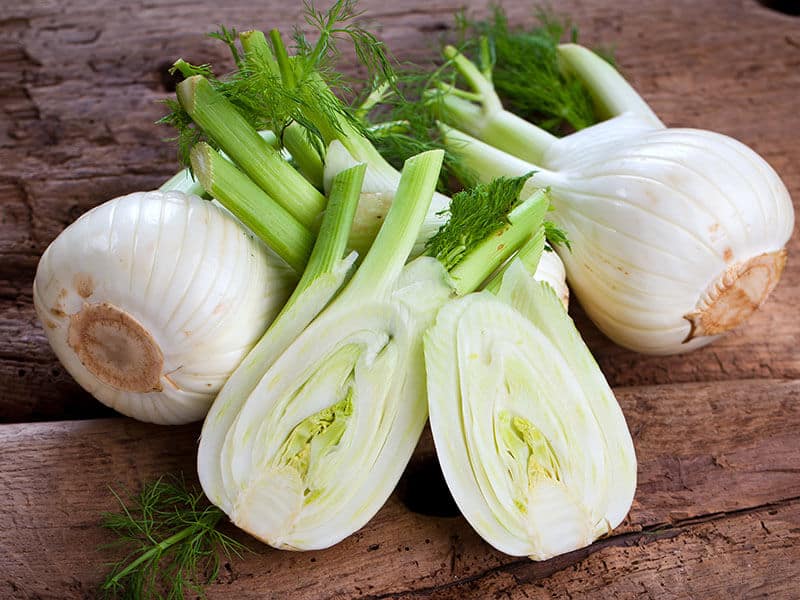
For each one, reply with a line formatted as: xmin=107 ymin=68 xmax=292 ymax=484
xmin=380 ymin=500 xmax=800 ymax=600
xmin=1 ymin=0 xmax=799 ymax=421
xmin=2 ymin=378 xmax=798 ymax=598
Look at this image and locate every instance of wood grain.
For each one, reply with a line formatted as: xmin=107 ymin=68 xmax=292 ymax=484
xmin=1 ymin=0 xmax=799 ymax=421
xmin=2 ymin=378 xmax=798 ymax=598
xmin=386 ymin=501 xmax=800 ymax=600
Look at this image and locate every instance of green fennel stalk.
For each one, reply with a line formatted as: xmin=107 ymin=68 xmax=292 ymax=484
xmin=364 ymin=7 xmax=615 ymax=176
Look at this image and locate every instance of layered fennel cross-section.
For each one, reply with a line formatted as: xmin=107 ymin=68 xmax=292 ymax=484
xmin=425 ymin=231 xmax=637 ymax=560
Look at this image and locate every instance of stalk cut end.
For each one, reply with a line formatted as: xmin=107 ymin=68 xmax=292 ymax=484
xmin=684 ymin=249 xmax=788 ymax=341
xmin=175 ymin=74 xmax=201 ymax=113
xmin=67 ymin=302 xmax=164 ymax=393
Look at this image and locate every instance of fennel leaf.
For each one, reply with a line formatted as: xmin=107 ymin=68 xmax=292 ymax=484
xmin=208 ymin=25 xmax=244 ymax=68
xmin=157 ymin=98 xmax=213 ymax=168
xmin=360 ymin=64 xmax=477 ymax=195
xmin=544 ymin=220 xmax=571 ymax=251
xmin=425 ymin=174 xmax=530 ymax=270
xmin=296 ymin=0 xmax=394 ymax=88
xmin=457 ymin=6 xmax=598 ymax=134
xmin=100 ymin=475 xmax=247 ymax=600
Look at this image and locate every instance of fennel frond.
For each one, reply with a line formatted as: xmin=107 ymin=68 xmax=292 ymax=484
xmin=424 ymin=173 xmax=531 ymax=270
xmin=100 ymin=476 xmax=247 ymax=600
xmin=457 ymin=6 xmax=598 ymax=133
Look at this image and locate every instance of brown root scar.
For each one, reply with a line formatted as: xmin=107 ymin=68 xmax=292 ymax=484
xmin=684 ymin=249 xmax=787 ymax=342
xmin=68 ymin=302 xmax=163 ymax=393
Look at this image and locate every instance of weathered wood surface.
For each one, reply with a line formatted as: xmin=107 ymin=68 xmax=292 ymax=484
xmin=1 ymin=0 xmax=799 ymax=421
xmin=2 ymin=379 xmax=799 ymax=599
xmin=2 ymin=0 xmax=799 ymax=598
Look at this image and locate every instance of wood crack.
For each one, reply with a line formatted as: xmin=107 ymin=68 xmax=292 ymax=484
xmin=357 ymin=495 xmax=800 ymax=599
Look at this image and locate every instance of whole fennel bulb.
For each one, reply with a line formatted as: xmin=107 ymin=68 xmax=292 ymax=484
xmin=436 ymin=44 xmax=794 ymax=354
xmin=33 ymin=190 xmax=294 ymax=424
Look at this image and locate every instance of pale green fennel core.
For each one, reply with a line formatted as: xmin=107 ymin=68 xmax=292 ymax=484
xmin=276 ymin=385 xmax=354 ymax=502
xmin=498 ymin=411 xmax=562 ymax=514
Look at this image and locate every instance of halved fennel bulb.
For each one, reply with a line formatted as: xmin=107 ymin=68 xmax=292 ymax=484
xmin=200 ymin=258 xmax=451 ymax=550
xmin=425 ymin=260 xmax=636 ymax=559
xmin=33 ymin=190 xmax=294 ymax=424
xmin=438 ymin=44 xmax=794 ymax=354
xmin=198 ymin=149 xmax=453 ymax=550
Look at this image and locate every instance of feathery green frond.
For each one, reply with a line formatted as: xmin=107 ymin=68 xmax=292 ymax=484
xmin=425 ymin=174 xmax=530 ymax=270
xmin=544 ymin=220 xmax=571 ymax=251
xmin=208 ymin=25 xmax=243 ymax=67
xmin=359 ymin=61 xmax=475 ymax=194
xmin=298 ymin=0 xmax=395 ymax=87
xmin=156 ymin=98 xmax=212 ymax=167
xmin=100 ymin=476 xmax=247 ymax=600
xmin=457 ymin=6 xmax=598 ymax=133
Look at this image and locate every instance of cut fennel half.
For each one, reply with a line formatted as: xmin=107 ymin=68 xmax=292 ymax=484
xmin=198 ymin=150 xmax=451 ymax=550
xmin=424 ymin=257 xmax=637 ymax=560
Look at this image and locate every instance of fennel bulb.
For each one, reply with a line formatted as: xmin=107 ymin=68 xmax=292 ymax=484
xmin=425 ymin=253 xmax=636 ymax=560
xmin=33 ymin=190 xmax=295 ymax=424
xmin=212 ymin=257 xmax=451 ymax=550
xmin=436 ymin=44 xmax=793 ymax=354
xmin=198 ymin=151 xmax=450 ymax=549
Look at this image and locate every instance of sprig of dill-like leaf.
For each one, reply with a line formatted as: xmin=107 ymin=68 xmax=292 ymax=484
xmin=100 ymin=475 xmax=247 ymax=600
xmin=208 ymin=25 xmax=243 ymax=68
xmin=456 ymin=6 xmax=598 ymax=134
xmin=157 ymin=98 xmax=211 ymax=167
xmin=424 ymin=174 xmax=531 ymax=270
xmin=360 ymin=62 xmax=475 ymax=195
xmin=296 ymin=0 xmax=394 ymax=88
xmin=544 ymin=220 xmax=571 ymax=251
xmin=156 ymin=59 xmax=225 ymax=166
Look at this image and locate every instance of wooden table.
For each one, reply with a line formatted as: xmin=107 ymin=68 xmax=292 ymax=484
xmin=2 ymin=0 xmax=799 ymax=597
